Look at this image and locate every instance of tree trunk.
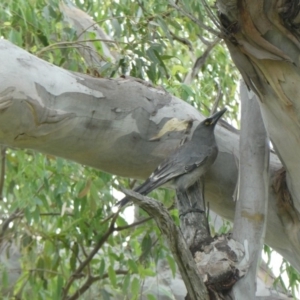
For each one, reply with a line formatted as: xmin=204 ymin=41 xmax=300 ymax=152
xmin=231 ymin=82 xmax=269 ymax=299
xmin=217 ymin=0 xmax=300 ymax=265
xmin=0 ymin=39 xmax=298 ymax=274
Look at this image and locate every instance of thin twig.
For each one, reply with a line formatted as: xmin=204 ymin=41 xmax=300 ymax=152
xmin=0 ymin=147 xmax=6 ymax=200
xmin=201 ymin=0 xmax=222 ymax=31
xmin=198 ymin=34 xmax=213 ymax=46
xmin=210 ymin=82 xmax=223 ymax=115
xmin=168 ymin=0 xmax=220 ymax=36
xmin=169 ymin=30 xmax=193 ymax=51
xmin=79 ymin=242 xmax=89 ymax=259
xmin=67 ymin=270 xmax=128 ymax=300
xmin=62 ymin=212 xmax=119 ymax=299
xmin=0 ymin=209 xmax=23 ymax=244
xmin=136 ymin=0 xmax=146 ymax=14
xmin=40 ymin=212 xmax=73 ymax=217
xmin=0 ymin=173 xmax=58 ymax=236
xmin=75 ymin=16 xmax=125 ymax=40
xmin=99 ymin=212 xmax=116 ymax=225
xmin=34 ymin=173 xmax=54 ymax=197
xmin=184 ymin=38 xmax=220 ymax=84
xmin=29 ymin=268 xmax=62 ymax=276
xmin=115 ymin=216 xmax=153 ymax=231
xmin=36 ymin=39 xmax=125 ymax=56
xmin=0 ymin=212 xmax=74 ymax=222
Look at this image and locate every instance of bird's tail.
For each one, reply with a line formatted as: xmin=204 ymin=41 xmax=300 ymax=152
xmin=116 ymin=196 xmax=130 ymax=207
xmin=116 ymin=179 xmax=154 ymax=207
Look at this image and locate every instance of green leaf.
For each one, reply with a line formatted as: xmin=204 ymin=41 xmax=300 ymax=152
xmin=161 ymin=55 xmax=174 ymax=60
xmin=100 ymin=289 xmax=111 ymax=300
xmin=36 ymin=256 xmax=44 ymax=278
xmin=138 ymin=266 xmax=155 ymax=277
xmin=128 ymin=259 xmax=139 ymax=273
xmin=8 ymin=28 xmax=23 ymax=46
xmin=146 ymin=63 xmax=157 ymax=82
xmin=116 ymin=215 xmax=128 ymax=227
xmin=157 ymin=16 xmax=173 ymax=43
xmin=168 ymin=19 xmax=182 ymax=30
xmin=152 ymin=49 xmax=169 ymax=75
xmin=1 ymin=269 xmax=8 ymax=289
xmin=146 ymin=47 xmax=160 ymax=64
xmin=56 ymin=275 xmax=64 ymax=299
xmin=131 ymin=277 xmax=140 ymax=296
xmin=147 ymin=294 xmax=157 ymax=300
xmin=171 ymin=65 xmax=187 ymax=76
xmin=51 ymin=253 xmax=61 ymax=277
xmin=166 ymin=255 xmax=176 ymax=277
xmin=122 ymin=274 xmax=131 ymax=292
xmin=108 ymin=265 xmax=117 ymax=288
xmin=69 ymin=245 xmax=77 ymax=272
xmin=112 ymin=18 xmax=122 ymax=38
xmin=99 ymin=259 xmax=106 ymax=277
xmin=141 ymin=234 xmax=152 ymax=256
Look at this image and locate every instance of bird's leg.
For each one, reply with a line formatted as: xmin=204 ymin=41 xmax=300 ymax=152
xmin=176 ymin=179 xmax=206 ymax=217
xmin=176 ymin=188 xmax=196 ymax=217
xmin=176 ymin=178 xmax=212 ymax=253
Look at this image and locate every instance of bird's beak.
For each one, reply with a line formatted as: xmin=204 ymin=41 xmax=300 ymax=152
xmin=210 ymin=108 xmax=227 ymax=125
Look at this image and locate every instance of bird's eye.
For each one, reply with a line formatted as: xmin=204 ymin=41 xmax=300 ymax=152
xmin=205 ymin=121 xmax=211 ymax=126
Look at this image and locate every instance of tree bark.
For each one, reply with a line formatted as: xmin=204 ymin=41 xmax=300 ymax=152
xmin=217 ymin=0 xmax=300 ymax=270
xmin=0 ymin=39 xmax=299 ymax=273
xmin=121 ymin=188 xmax=209 ymax=300
xmin=177 ymin=179 xmax=212 ymax=254
xmin=231 ymin=82 xmax=269 ymax=298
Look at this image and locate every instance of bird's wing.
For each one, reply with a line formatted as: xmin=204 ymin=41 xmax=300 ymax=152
xmin=183 ymin=155 xmax=208 ymax=173
xmin=116 ymin=155 xmax=208 ymax=207
xmin=116 ymin=148 xmax=210 ymax=207
xmin=148 ymin=151 xmax=208 ymax=188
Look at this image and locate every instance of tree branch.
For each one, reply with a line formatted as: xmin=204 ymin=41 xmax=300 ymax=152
xmin=67 ymin=270 xmax=128 ymax=300
xmin=0 ymin=147 xmax=6 ymax=200
xmin=184 ymin=38 xmax=220 ymax=84
xmin=120 ymin=187 xmax=209 ymax=300
xmin=0 ymin=39 xmax=298 ymax=271
xmin=115 ymin=216 xmax=152 ymax=231
xmin=62 ymin=212 xmax=119 ymax=299
xmin=231 ymin=82 xmax=269 ymax=298
xmin=168 ymin=1 xmax=220 ymax=36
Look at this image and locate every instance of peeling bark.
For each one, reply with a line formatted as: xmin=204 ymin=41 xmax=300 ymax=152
xmin=217 ymin=0 xmax=300 ymax=271
xmin=177 ymin=179 xmax=212 ymax=253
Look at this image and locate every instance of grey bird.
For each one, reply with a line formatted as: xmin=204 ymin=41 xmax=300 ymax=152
xmin=117 ymin=108 xmax=227 ymax=207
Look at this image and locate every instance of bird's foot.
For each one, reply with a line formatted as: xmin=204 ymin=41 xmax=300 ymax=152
xmin=179 ymin=208 xmax=204 ymax=218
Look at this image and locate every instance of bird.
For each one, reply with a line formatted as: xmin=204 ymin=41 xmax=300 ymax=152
xmin=117 ymin=108 xmax=227 ymax=207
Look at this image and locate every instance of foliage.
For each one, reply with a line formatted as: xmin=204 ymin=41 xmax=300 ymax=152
xmin=0 ymin=0 xmax=298 ymax=299
xmin=0 ymin=147 xmax=176 ymax=299
xmin=0 ymin=0 xmax=239 ymax=119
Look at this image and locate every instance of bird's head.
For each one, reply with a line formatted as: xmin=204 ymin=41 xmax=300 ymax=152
xmin=201 ymin=108 xmax=227 ymax=129
xmin=192 ymin=108 xmax=227 ymax=138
